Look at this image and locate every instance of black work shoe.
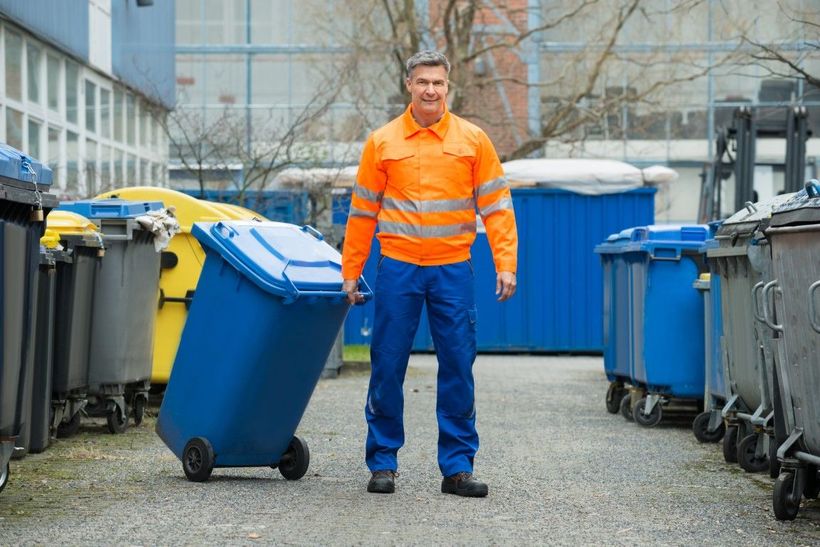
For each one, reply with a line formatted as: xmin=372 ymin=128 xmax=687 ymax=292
xmin=441 ymin=472 xmax=488 ymax=497
xmin=367 ymin=470 xmax=396 ymax=494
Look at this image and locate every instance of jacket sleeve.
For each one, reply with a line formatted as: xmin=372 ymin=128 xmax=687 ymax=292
xmin=473 ymin=130 xmax=518 ymax=273
xmin=341 ymin=134 xmax=386 ymax=280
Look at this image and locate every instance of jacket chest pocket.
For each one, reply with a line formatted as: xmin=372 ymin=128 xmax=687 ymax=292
xmin=381 ymin=145 xmax=417 ymax=190
xmin=442 ymin=142 xmax=476 ymax=190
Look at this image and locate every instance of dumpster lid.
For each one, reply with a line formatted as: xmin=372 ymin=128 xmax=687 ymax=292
xmin=595 ymin=224 xmax=709 ymax=255
xmin=46 ymin=210 xmax=104 ymax=248
xmin=206 ymin=201 xmax=269 ymax=221
xmin=192 ymin=221 xmax=344 ymax=297
xmin=0 ymin=143 xmax=53 ymax=187
xmin=717 ymin=192 xmax=796 ymax=236
xmin=95 ymin=187 xmax=228 ymax=233
xmin=769 ymin=180 xmax=820 ymax=228
xmin=58 ymin=198 xmax=164 ymax=219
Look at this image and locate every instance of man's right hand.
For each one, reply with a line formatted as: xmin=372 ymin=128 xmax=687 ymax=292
xmin=343 ymin=279 xmax=365 ymax=305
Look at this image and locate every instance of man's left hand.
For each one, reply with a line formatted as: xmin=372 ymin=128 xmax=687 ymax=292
xmin=496 ymin=271 xmax=517 ymax=302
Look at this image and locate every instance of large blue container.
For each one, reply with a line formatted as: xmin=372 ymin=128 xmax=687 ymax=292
xmin=343 ymin=187 xmax=656 ymax=352
xmin=156 ymin=220 xmax=370 ymax=482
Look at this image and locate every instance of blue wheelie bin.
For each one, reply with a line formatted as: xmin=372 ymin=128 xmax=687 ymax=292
xmin=156 ymin=220 xmax=371 ymax=482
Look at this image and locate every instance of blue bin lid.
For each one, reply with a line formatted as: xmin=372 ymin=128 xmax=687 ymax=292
xmin=595 ymin=224 xmax=709 ymax=255
xmin=192 ymin=220 xmax=345 ymax=299
xmin=0 ymin=143 xmax=53 ymax=186
xmin=58 ymin=198 xmax=163 ymax=219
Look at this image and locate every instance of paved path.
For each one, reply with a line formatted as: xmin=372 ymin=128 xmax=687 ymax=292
xmin=1 ymin=355 xmax=819 ymax=545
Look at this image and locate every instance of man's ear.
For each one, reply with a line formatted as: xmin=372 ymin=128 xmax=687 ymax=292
xmin=405 ymin=78 xmax=412 ymax=94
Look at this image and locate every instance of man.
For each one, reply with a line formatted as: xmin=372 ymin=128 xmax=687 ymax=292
xmin=341 ymin=51 xmax=518 ymax=498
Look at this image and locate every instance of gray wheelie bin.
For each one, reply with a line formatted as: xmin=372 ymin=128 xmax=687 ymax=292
xmin=763 ymin=180 xmax=820 ymax=520
xmin=0 ymin=144 xmax=57 ymax=494
xmin=57 ymin=199 xmax=166 ymax=434
xmin=706 ymin=193 xmax=794 ymax=473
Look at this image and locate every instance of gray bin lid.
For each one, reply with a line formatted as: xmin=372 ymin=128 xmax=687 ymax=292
xmin=769 ymin=180 xmax=820 ymax=228
xmin=716 ymin=192 xmax=796 ymax=238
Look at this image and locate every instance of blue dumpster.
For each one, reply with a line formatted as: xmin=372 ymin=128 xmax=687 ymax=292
xmin=598 ymin=224 xmax=710 ymax=427
xmin=156 ymin=220 xmax=371 ymax=482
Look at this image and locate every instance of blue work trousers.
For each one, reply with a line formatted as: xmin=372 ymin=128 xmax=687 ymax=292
xmin=365 ymin=256 xmax=478 ymax=477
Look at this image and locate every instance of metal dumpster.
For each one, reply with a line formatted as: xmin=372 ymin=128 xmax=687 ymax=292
xmin=46 ymin=211 xmax=104 ymax=438
xmin=156 ymin=221 xmax=371 ymax=482
xmin=0 ymin=144 xmax=57 ymax=494
xmin=57 ymin=199 xmax=166 ymax=434
xmin=692 ymin=272 xmax=727 ymax=443
xmin=762 ymin=181 xmax=820 ymax=520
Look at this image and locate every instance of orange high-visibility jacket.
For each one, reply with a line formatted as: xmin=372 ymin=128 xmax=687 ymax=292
xmin=341 ymin=105 xmax=518 ymax=280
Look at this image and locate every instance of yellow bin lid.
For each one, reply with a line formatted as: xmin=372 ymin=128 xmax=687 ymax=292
xmin=95 ymin=187 xmax=226 ymax=233
xmin=46 ymin=210 xmax=100 ymax=236
xmin=40 ymin=228 xmax=62 ymax=248
xmin=206 ymin=201 xmax=269 ymax=221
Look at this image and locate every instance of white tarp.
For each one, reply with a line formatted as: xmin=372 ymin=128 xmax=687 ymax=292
xmin=502 ymin=158 xmax=678 ymax=195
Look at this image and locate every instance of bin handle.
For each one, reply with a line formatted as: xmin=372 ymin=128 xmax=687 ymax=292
xmin=809 ymin=280 xmax=820 ymax=334
xmin=648 ymin=247 xmax=682 ymax=261
xmin=762 ymin=279 xmax=784 ymax=332
xmin=302 ymin=225 xmax=324 ymax=241
xmin=752 ymin=281 xmax=767 ymax=324
xmin=806 ymin=179 xmax=820 ymax=199
xmin=744 ymin=201 xmax=758 ymax=213
xmin=279 ymin=273 xmax=373 ymax=304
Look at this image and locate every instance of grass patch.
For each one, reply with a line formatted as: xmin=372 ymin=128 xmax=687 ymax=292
xmin=343 ymin=344 xmax=370 ymax=362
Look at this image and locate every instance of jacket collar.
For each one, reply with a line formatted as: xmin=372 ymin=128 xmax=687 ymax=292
xmin=402 ymin=103 xmax=451 ymax=140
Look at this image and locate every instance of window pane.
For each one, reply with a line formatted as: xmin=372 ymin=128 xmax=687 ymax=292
xmin=140 ymin=103 xmax=148 ymax=146
xmin=66 ymin=131 xmax=79 ymax=194
xmin=65 ymin=61 xmax=79 ymax=124
xmin=126 ymin=93 xmax=136 ymax=145
xmin=6 ymin=108 xmax=23 ymax=149
xmin=100 ymin=88 xmax=111 ymax=139
xmin=140 ymin=159 xmax=149 ymax=183
xmin=27 ymin=119 xmax=41 ymax=159
xmin=47 ymin=126 xmax=60 ymax=186
xmin=5 ymin=31 xmax=22 ymax=101
xmin=113 ymin=148 xmax=123 ymax=186
xmin=100 ymin=144 xmax=111 ymax=191
xmin=85 ymin=139 xmax=97 ymax=196
xmin=114 ymin=88 xmax=124 ymax=141
xmin=27 ymin=43 xmax=42 ymax=104
xmin=85 ymin=80 xmax=96 ymax=133
xmin=47 ymin=55 xmax=60 ymax=112
xmin=126 ymin=154 xmax=136 ymax=185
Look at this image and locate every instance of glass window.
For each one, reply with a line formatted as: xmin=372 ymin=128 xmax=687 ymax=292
xmin=47 ymin=126 xmax=60 ymax=186
xmin=5 ymin=31 xmax=23 ymax=101
xmin=126 ymin=154 xmax=136 ymax=185
xmin=6 ymin=108 xmax=23 ymax=149
xmin=140 ymin=103 xmax=149 ymax=147
xmin=27 ymin=43 xmax=42 ymax=104
xmin=27 ymin=119 xmax=41 ymax=159
xmin=114 ymin=88 xmax=124 ymax=141
xmin=140 ymin=159 xmax=149 ymax=183
xmin=85 ymin=80 xmax=96 ymax=133
xmin=66 ymin=131 xmax=79 ymax=194
xmin=113 ymin=148 xmax=123 ymax=186
xmin=100 ymin=88 xmax=111 ymax=139
xmin=126 ymin=93 xmax=136 ymax=145
xmin=153 ymin=163 xmax=165 ymax=185
xmin=85 ymin=139 xmax=97 ymax=196
xmin=47 ymin=55 xmax=60 ymax=112
xmin=203 ymin=0 xmax=246 ymax=45
xmin=66 ymin=61 xmax=79 ymax=124
xmin=100 ymin=144 xmax=111 ymax=191
xmin=205 ymin=55 xmax=245 ymax=106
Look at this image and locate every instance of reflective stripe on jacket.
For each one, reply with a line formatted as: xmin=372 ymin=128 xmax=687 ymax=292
xmin=341 ymin=104 xmax=518 ymax=280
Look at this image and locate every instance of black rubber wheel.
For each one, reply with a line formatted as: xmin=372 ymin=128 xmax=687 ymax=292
xmin=605 ymin=383 xmax=624 ymax=414
xmin=106 ymin=404 xmax=129 ymax=434
xmin=132 ymin=396 xmax=146 ymax=427
xmin=769 ymin=436 xmax=781 ymax=479
xmin=738 ymin=433 xmax=769 ymax=473
xmin=182 ymin=437 xmax=215 ymax=482
xmin=620 ymin=393 xmax=633 ymax=422
xmin=633 ymin=397 xmax=662 ymax=427
xmin=0 ymin=461 xmax=8 ymax=494
xmin=773 ymin=471 xmax=800 ymax=521
xmin=278 ymin=436 xmax=310 ymax=481
xmin=56 ymin=411 xmax=81 ymax=438
xmin=804 ymin=466 xmax=820 ymax=499
xmin=723 ymin=426 xmax=739 ymax=464
xmin=692 ymin=412 xmax=724 ymax=443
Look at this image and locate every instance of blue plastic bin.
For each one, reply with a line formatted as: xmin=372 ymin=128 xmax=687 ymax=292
xmin=156 ymin=220 xmax=371 ymax=482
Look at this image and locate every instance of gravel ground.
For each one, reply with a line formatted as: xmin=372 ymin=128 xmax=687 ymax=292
xmin=1 ymin=354 xmax=819 ymax=545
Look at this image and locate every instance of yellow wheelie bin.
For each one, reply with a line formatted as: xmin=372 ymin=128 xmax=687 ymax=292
xmin=94 ymin=187 xmax=247 ymax=385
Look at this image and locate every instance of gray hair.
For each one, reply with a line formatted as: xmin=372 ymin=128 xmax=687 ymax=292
xmin=405 ymin=50 xmax=451 ymax=79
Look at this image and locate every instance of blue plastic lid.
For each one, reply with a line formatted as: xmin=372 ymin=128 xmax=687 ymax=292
xmin=192 ymin=220 xmax=345 ymax=299
xmin=58 ymin=198 xmax=163 ymax=219
xmin=0 ymin=143 xmax=53 ymax=186
xmin=595 ymin=224 xmax=709 ymax=255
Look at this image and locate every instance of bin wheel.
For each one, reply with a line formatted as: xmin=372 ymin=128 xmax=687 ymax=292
xmin=0 ymin=461 xmax=8 ymax=494
xmin=57 ymin=411 xmax=82 ymax=438
xmin=804 ymin=466 xmax=820 ymax=499
xmin=773 ymin=471 xmax=801 ymax=521
xmin=106 ymin=404 xmax=129 ymax=434
xmin=738 ymin=433 xmax=769 ymax=473
xmin=619 ymin=394 xmax=633 ymax=422
xmin=633 ymin=397 xmax=662 ymax=427
xmin=769 ymin=438 xmax=781 ymax=479
xmin=132 ymin=396 xmax=146 ymax=427
xmin=183 ymin=437 xmax=215 ymax=482
xmin=279 ymin=436 xmax=310 ymax=481
xmin=722 ymin=426 xmax=739 ymax=464
xmin=605 ymin=383 xmax=624 ymax=414
xmin=692 ymin=412 xmax=724 ymax=443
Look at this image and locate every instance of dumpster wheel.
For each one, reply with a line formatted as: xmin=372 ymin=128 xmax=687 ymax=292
xmin=605 ymin=383 xmax=625 ymax=414
xmin=619 ymin=394 xmax=633 ymax=422
xmin=692 ymin=412 xmax=724 ymax=443
xmin=278 ymin=436 xmax=310 ymax=481
xmin=183 ymin=437 xmax=215 ymax=482
xmin=722 ymin=426 xmax=739 ymax=464
xmin=738 ymin=434 xmax=769 ymax=473
xmin=57 ymin=411 xmax=82 ymax=438
xmin=132 ymin=396 xmax=146 ymax=427
xmin=633 ymin=397 xmax=662 ymax=427
xmin=0 ymin=461 xmax=8 ymax=494
xmin=773 ymin=471 xmax=801 ymax=521
xmin=106 ymin=404 xmax=129 ymax=434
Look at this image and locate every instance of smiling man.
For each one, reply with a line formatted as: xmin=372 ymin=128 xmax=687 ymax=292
xmin=341 ymin=51 xmax=518 ymax=497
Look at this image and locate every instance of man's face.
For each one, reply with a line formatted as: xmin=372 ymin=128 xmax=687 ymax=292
xmin=405 ymin=64 xmax=448 ymax=122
